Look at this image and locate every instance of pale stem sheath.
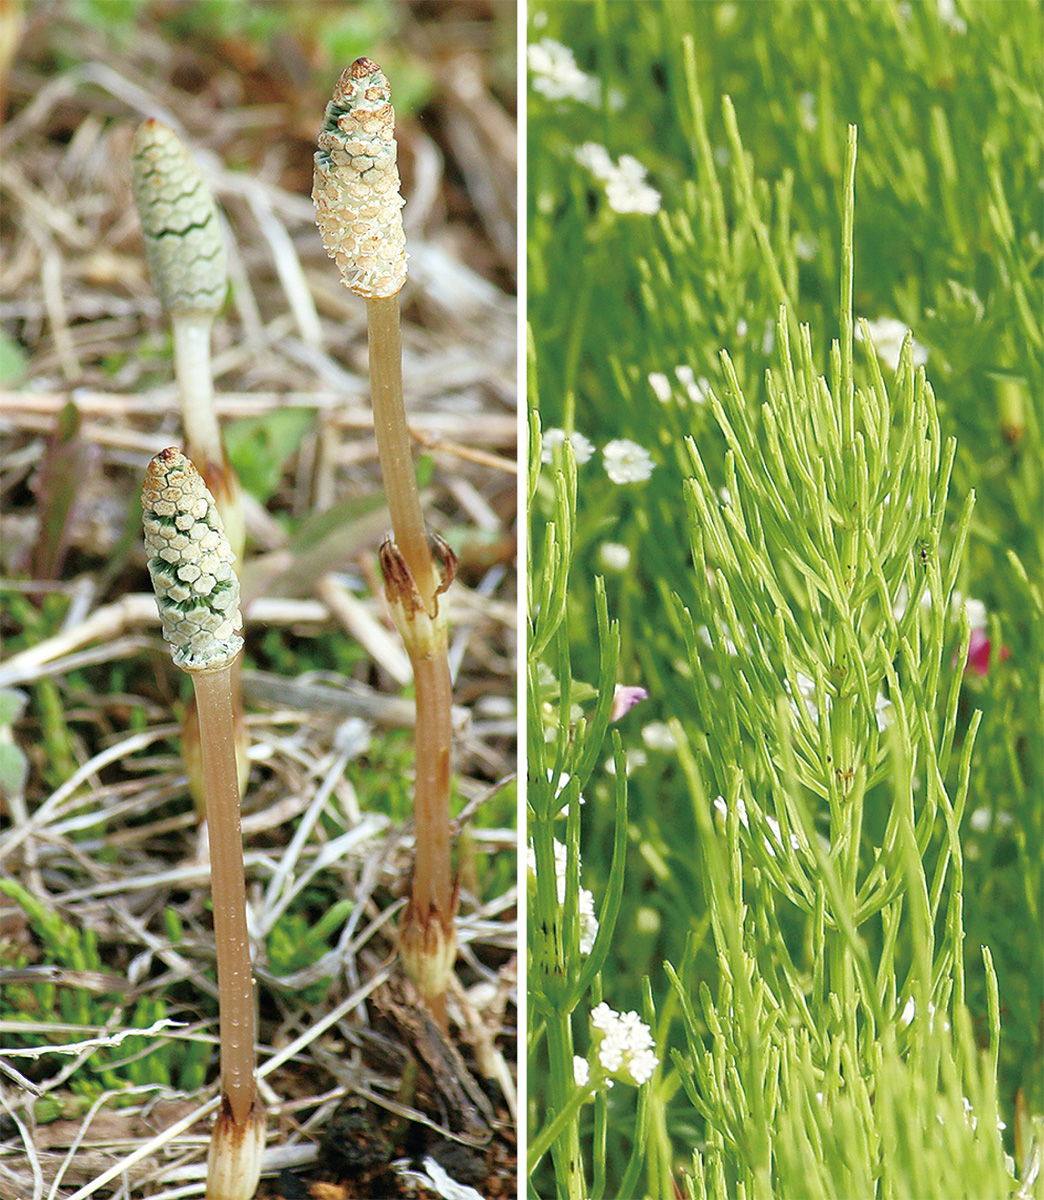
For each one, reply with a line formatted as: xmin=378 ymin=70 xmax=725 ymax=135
xmin=366 ymin=293 xmax=438 ymax=611
xmin=191 ymin=660 xmax=256 ymax=1128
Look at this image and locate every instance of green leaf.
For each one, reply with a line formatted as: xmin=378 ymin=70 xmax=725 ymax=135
xmin=225 ymin=408 xmax=316 ymax=502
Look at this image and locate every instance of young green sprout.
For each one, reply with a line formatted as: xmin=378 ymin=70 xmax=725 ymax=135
xmin=142 ymin=448 xmax=263 ymax=1200
xmin=131 ymin=119 xmax=248 ymax=814
xmin=313 ymin=58 xmax=458 ymax=1026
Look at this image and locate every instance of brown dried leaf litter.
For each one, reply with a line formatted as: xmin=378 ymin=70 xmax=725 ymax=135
xmin=1 ymin=7 xmax=516 ymax=1197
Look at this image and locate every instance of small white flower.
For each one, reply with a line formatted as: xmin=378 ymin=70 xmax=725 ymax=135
xmin=799 ymin=91 xmax=818 ymax=132
xmin=765 ymin=813 xmax=802 ymax=856
xmin=898 ymin=997 xmax=948 ymax=1032
xmin=857 ymin=317 xmax=928 ymax=372
xmin=648 ymin=371 xmax=672 ymax=402
xmin=675 ymin=365 xmax=712 ymax=404
xmin=714 ymin=794 xmax=750 ymax=830
xmin=575 ymin=141 xmax=616 ymax=180
xmin=603 ymin=438 xmax=655 ymax=484
xmin=541 ymin=427 xmax=595 ymax=465
xmin=548 ymin=768 xmax=584 ymax=810
xmin=761 ymin=319 xmax=776 ymax=356
xmin=951 ymin=592 xmax=988 ymax=630
xmin=936 ymin=0 xmax=967 ymax=33
xmin=965 ymin=598 xmax=988 ymax=630
xmin=528 ymin=39 xmax=600 ymax=104
xmin=578 ymin=888 xmax=599 ymax=954
xmin=599 ymin=542 xmax=631 ymax=571
xmin=605 ymin=747 xmax=647 ymax=776
xmin=892 ymin=582 xmax=934 ymax=621
xmin=590 ymin=1003 xmax=658 ymax=1085
xmin=874 ymin=691 xmax=893 ymax=732
xmin=530 ymin=836 xmax=599 ymax=954
xmin=605 ymin=155 xmax=661 ymax=215
xmin=969 ymin=808 xmax=991 ymax=833
xmin=735 ymin=317 xmax=749 ymax=338
xmin=795 ymin=233 xmax=818 ymax=262
xmin=641 ymin=721 xmax=676 ymax=751
xmin=577 ymin=146 xmax=661 ymax=215
xmin=573 ymin=1056 xmax=590 ymax=1087
xmin=785 ymin=672 xmax=825 ymax=723
xmin=969 ymin=807 xmax=1014 ymax=832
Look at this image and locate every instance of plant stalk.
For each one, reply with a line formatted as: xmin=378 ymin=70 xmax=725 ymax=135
xmin=313 ymin=58 xmax=458 ymax=1023
xmin=190 ymin=659 xmax=257 ymax=1128
xmin=172 ymin=313 xmax=224 ymax=468
xmin=366 ymin=293 xmax=439 ymax=610
xmin=410 ymin=638 xmax=454 ymax=922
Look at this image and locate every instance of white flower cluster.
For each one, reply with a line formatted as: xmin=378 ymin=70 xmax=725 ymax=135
xmin=541 ymin=427 xmax=655 ymax=484
xmin=599 ymin=542 xmax=631 ymax=572
xmin=856 ymin=316 xmax=928 ymax=373
xmin=527 ymin=837 xmax=598 ymax=955
xmin=540 ymin=427 xmax=594 ymax=465
xmin=785 ymin=670 xmax=892 ymax=733
xmin=575 ymin=142 xmax=661 ymax=215
xmin=713 ymin=794 xmax=804 ymax=859
xmin=528 ymin=38 xmax=600 ymax=104
xmin=589 ymin=1002 xmax=659 ymax=1085
xmin=952 ymin=592 xmax=988 ymax=630
xmin=898 ymin=996 xmax=950 ymax=1033
xmin=648 ymin=366 xmax=713 ymax=405
xmin=603 ymin=439 xmax=656 ymax=484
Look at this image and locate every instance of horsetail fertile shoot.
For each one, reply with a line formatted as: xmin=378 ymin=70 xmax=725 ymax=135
xmin=142 ymin=448 xmax=263 ymax=1200
xmin=313 ymin=59 xmax=458 ymax=1027
xmin=132 ymin=119 xmax=248 ymax=813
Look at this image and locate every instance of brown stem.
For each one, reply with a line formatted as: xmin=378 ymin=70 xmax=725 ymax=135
xmin=366 ymin=294 xmax=438 ymax=610
xmin=190 ymin=658 xmax=257 ymax=1128
xmin=410 ymin=640 xmax=454 ymax=921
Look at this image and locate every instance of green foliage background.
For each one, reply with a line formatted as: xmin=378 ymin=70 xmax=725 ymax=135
xmin=529 ymin=0 xmax=1042 ymax=1191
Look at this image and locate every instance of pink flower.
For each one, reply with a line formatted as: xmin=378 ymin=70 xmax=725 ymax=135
xmin=958 ymin=627 xmax=1009 ymax=677
xmin=610 ymin=685 xmax=648 ymax=722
